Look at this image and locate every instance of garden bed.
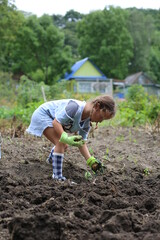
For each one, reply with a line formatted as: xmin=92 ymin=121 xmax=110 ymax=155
xmin=0 ymin=126 xmax=160 ymax=240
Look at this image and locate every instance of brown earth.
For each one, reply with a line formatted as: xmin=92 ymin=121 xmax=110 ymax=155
xmin=0 ymin=126 xmax=160 ymax=240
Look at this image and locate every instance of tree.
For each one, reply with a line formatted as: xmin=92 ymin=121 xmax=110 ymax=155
xmin=52 ymin=14 xmax=65 ymax=28
xmin=0 ymin=0 xmax=24 ymax=72
xmin=147 ymin=9 xmax=160 ymax=83
xmin=148 ymin=30 xmax=160 ymax=83
xmin=127 ymin=8 xmax=155 ymax=74
xmin=12 ymin=14 xmax=72 ymax=84
xmin=52 ymin=10 xmax=84 ymax=59
xmin=77 ymin=7 xmax=133 ymax=79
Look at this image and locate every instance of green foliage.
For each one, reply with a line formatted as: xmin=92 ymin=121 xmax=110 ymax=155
xmin=0 ymin=71 xmax=17 ymax=105
xmin=0 ymin=101 xmax=43 ymax=124
xmin=0 ymin=76 xmax=159 ymax=128
xmin=125 ymin=84 xmax=148 ymax=111
xmin=30 ymin=69 xmax=45 ymax=83
xmin=101 ymin=85 xmax=160 ymax=127
xmin=145 ymin=95 xmax=160 ymax=121
xmin=0 ymin=105 xmax=15 ymax=121
xmin=89 ymin=147 xmax=94 ymax=155
xmin=116 ymin=135 xmax=124 ymax=142
xmin=0 ymin=0 xmax=25 ymax=72
xmin=1 ymin=4 xmax=160 ymax=83
xmin=143 ymin=168 xmax=149 ymax=176
xmin=17 ymin=75 xmax=51 ymax=107
xmin=148 ymin=31 xmax=160 ymax=83
xmin=77 ymin=7 xmax=133 ymax=79
xmin=127 ymin=9 xmax=155 ymax=74
xmin=117 ymin=104 xmax=147 ymax=126
xmin=117 ymin=85 xmax=160 ymax=126
xmin=10 ymin=14 xmax=72 ymax=84
xmin=49 ymin=80 xmax=73 ymax=99
xmin=1 ymin=4 xmax=160 ymax=126
xmin=85 ymin=171 xmax=92 ymax=180
xmin=52 ymin=10 xmax=84 ymax=59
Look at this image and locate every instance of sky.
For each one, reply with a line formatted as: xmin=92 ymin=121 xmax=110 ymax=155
xmin=14 ymin=0 xmax=160 ymax=17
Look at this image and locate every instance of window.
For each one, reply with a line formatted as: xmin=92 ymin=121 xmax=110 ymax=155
xmin=78 ymin=82 xmax=92 ymax=93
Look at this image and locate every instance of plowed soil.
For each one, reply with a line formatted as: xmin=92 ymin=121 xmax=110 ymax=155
xmin=0 ymin=126 xmax=160 ymax=240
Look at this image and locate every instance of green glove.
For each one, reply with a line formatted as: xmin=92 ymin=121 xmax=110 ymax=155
xmin=59 ymin=132 xmax=85 ymax=147
xmin=87 ymin=156 xmax=103 ymax=173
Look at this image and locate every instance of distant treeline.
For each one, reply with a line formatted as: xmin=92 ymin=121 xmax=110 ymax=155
xmin=1 ymin=0 xmax=160 ymax=84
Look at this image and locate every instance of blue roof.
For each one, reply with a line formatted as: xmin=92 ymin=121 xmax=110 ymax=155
xmin=64 ymin=57 xmax=108 ymax=81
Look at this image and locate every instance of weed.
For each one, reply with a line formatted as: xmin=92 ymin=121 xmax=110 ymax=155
xmin=143 ymin=168 xmax=149 ymax=176
xmin=103 ymin=147 xmax=110 ymax=161
xmin=134 ymin=159 xmax=138 ymax=164
xmin=116 ymin=135 xmax=124 ymax=142
xmin=85 ymin=171 xmax=92 ymax=180
xmin=89 ymin=147 xmax=94 ymax=155
xmin=129 ymin=131 xmax=137 ymax=143
xmin=118 ymin=155 xmax=124 ymax=161
xmin=105 ymin=147 xmax=109 ymax=156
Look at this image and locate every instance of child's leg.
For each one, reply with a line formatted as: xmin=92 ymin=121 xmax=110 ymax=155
xmin=52 ymin=153 xmax=66 ymax=180
xmin=46 ymin=144 xmax=68 ymax=164
xmin=43 ymin=127 xmax=67 ymax=180
xmin=46 ymin=146 xmax=55 ymax=164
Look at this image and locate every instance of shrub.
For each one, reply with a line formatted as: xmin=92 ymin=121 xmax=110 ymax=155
xmin=0 ymin=72 xmax=17 ymax=105
xmin=126 ymin=84 xmax=148 ymax=111
xmin=17 ymin=75 xmax=51 ymax=107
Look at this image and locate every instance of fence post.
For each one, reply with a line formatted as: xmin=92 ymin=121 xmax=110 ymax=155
xmin=110 ymin=78 xmax=113 ymax=97
xmin=41 ymin=86 xmax=47 ymax=102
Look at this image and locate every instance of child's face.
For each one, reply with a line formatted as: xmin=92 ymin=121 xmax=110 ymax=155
xmin=91 ymin=108 xmax=112 ymax=123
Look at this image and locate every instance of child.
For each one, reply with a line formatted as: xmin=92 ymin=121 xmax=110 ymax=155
xmin=26 ymin=95 xmax=116 ymax=181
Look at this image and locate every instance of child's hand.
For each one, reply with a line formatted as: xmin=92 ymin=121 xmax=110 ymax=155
xmin=59 ymin=132 xmax=85 ymax=147
xmin=87 ymin=156 xmax=103 ymax=173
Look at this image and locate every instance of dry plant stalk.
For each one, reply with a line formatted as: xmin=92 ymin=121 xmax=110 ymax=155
xmin=11 ymin=116 xmax=25 ymax=138
xmin=145 ymin=114 xmax=160 ymax=134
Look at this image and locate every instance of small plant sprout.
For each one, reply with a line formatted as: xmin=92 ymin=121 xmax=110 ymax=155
xmin=103 ymin=147 xmax=110 ymax=161
xmin=106 ymin=147 xmax=109 ymax=156
xmin=129 ymin=130 xmax=132 ymax=142
xmin=85 ymin=171 xmax=92 ymax=180
xmin=116 ymin=135 xmax=124 ymax=142
xmin=89 ymin=147 xmax=94 ymax=155
xmin=118 ymin=155 xmax=123 ymax=161
xmin=143 ymin=168 xmax=149 ymax=176
xmin=129 ymin=130 xmax=137 ymax=143
xmin=134 ymin=159 xmax=138 ymax=164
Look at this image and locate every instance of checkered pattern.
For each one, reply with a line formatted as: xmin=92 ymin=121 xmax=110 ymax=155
xmin=46 ymin=146 xmax=55 ymax=164
xmin=52 ymin=153 xmax=66 ymax=181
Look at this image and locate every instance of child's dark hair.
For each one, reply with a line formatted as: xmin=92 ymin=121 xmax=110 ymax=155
xmin=92 ymin=95 xmax=116 ymax=117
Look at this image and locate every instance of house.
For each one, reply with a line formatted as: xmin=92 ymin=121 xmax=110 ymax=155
xmin=124 ymin=72 xmax=159 ymax=96
xmin=113 ymin=72 xmax=160 ymax=98
xmin=64 ymin=57 xmax=112 ymax=94
xmin=124 ymin=72 xmax=154 ymax=86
